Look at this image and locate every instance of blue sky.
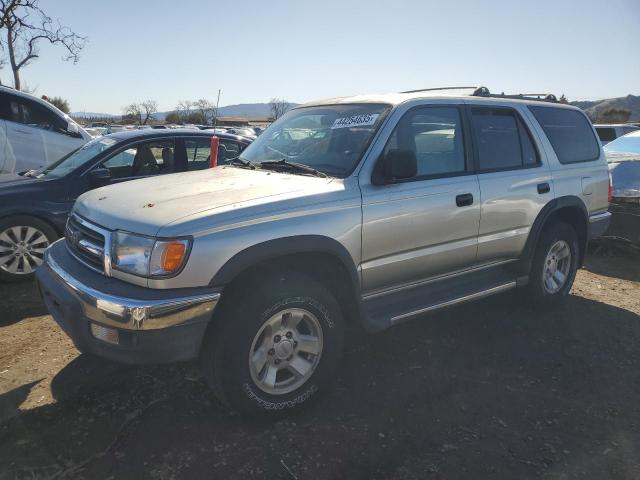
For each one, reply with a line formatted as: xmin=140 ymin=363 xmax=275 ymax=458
xmin=4 ymin=0 xmax=639 ymax=114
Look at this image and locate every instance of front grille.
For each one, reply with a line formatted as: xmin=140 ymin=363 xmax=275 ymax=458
xmin=65 ymin=214 xmax=108 ymax=273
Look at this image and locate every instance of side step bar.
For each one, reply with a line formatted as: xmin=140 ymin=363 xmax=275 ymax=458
xmin=390 ymin=281 xmax=516 ymax=324
xmin=362 ymin=263 xmax=525 ymax=331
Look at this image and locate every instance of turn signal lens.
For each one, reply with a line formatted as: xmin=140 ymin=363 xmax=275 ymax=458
xmin=161 ymin=242 xmax=186 ymax=272
xmin=149 ymin=238 xmax=191 ymax=276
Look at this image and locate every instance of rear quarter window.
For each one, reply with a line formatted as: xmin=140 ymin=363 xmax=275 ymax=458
xmin=529 ymin=106 xmax=600 ymax=164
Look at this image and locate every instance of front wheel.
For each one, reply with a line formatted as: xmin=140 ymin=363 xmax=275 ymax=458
xmin=201 ymin=272 xmax=344 ymax=418
xmin=527 ymin=221 xmax=579 ymax=308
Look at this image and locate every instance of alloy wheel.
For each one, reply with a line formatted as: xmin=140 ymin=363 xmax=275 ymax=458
xmin=0 ymin=226 xmax=50 ymax=275
xmin=249 ymin=308 xmax=324 ymax=395
xmin=542 ymin=240 xmax=572 ymax=294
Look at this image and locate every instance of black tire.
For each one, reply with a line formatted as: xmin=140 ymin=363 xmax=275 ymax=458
xmin=0 ymin=215 xmax=58 ymax=282
xmin=527 ymin=221 xmax=579 ymax=308
xmin=201 ymin=271 xmax=344 ymax=419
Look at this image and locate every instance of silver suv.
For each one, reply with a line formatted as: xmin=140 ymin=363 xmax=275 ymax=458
xmin=36 ymin=87 xmax=611 ymax=417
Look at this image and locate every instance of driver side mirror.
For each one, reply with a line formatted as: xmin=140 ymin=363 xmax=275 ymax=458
xmin=374 ymin=149 xmax=417 ymax=185
xmin=89 ymin=167 xmax=111 ymax=187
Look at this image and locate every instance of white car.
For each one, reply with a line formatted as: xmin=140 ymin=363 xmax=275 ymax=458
xmin=0 ymin=86 xmax=91 ymax=173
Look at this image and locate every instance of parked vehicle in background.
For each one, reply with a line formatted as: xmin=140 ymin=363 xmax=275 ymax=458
xmin=102 ymin=125 xmax=127 ymax=135
xmin=0 ymin=129 xmax=251 ymax=281
xmin=85 ymin=127 xmax=106 ymax=138
xmin=226 ymin=127 xmax=257 ymax=138
xmin=603 ymin=130 xmax=640 ymax=245
xmin=36 ymin=87 xmax=610 ymax=418
xmin=85 ymin=121 xmax=109 ymax=128
xmin=594 ymin=123 xmax=639 ymax=145
xmin=0 ymin=86 xmax=91 ymax=174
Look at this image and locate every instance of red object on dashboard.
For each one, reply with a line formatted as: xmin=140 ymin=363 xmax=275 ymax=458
xmin=210 ymin=136 xmax=220 ymax=168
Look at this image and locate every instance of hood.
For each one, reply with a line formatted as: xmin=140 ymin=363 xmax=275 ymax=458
xmin=74 ymin=166 xmax=344 ymax=236
xmin=608 ymin=160 xmax=640 ymax=199
xmin=0 ymin=172 xmax=36 ymax=188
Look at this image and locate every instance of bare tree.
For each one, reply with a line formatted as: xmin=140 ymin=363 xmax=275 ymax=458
xmin=269 ymin=98 xmax=292 ymax=120
xmin=175 ymin=100 xmax=193 ymax=122
xmin=140 ymin=99 xmax=158 ymax=125
xmin=0 ymin=0 xmax=87 ymax=91
xmin=122 ymin=103 xmax=142 ymax=124
xmin=194 ymin=98 xmax=215 ymax=124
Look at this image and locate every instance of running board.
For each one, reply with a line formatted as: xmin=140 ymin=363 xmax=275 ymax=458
xmin=362 ymin=264 xmax=523 ymax=331
xmin=390 ymin=281 xmax=516 ymax=324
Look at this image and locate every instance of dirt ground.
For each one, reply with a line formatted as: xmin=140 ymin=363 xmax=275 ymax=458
xmin=0 ymin=247 xmax=639 ymax=480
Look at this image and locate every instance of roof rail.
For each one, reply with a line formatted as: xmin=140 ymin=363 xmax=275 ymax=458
xmin=399 ymin=86 xmax=483 ymax=94
xmin=471 ymin=88 xmax=558 ymax=103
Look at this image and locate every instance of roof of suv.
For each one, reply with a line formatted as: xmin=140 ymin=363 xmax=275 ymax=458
xmin=300 ymin=90 xmax=580 ymax=110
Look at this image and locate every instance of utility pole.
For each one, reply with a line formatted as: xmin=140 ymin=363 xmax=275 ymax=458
xmin=213 ymin=89 xmax=221 ymax=128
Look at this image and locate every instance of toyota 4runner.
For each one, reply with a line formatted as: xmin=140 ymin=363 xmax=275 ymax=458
xmin=36 ymin=87 xmax=611 ymax=418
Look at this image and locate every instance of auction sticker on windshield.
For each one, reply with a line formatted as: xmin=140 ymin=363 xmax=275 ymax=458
xmin=331 ymin=113 xmax=380 ymax=129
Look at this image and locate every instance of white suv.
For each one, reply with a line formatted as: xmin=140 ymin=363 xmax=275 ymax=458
xmin=0 ymin=86 xmax=91 ymax=173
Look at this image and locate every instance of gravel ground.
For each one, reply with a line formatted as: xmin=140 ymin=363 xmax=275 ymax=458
xmin=0 ymin=247 xmax=639 ymax=480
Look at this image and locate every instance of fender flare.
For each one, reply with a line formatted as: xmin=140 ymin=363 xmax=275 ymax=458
xmin=209 ymin=235 xmax=361 ymax=290
xmin=519 ymin=195 xmax=588 ymax=272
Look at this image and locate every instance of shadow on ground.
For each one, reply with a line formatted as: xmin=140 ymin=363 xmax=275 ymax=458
xmin=1 ymin=291 xmax=639 ymax=479
xmin=585 ymin=242 xmax=640 ymax=282
xmin=0 ymin=280 xmax=47 ymax=327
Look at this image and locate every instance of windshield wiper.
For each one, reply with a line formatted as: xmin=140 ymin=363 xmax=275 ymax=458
xmin=258 ymin=159 xmax=328 ymax=178
xmin=227 ymin=157 xmax=255 ymax=169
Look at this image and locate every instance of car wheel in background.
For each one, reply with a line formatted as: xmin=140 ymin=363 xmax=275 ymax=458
xmin=0 ymin=216 xmax=57 ymax=282
xmin=201 ymin=271 xmax=344 ymax=418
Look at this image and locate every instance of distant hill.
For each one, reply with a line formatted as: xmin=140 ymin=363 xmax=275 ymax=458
xmin=73 ymin=102 xmax=299 ymax=122
xmin=571 ymin=95 xmax=640 ymax=122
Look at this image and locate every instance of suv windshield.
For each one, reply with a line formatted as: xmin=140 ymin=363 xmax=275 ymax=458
xmin=239 ymin=104 xmax=390 ymax=177
xmin=36 ymin=137 xmax=117 ymax=178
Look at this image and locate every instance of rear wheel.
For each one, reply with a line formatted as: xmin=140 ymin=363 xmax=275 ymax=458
xmin=527 ymin=221 xmax=579 ymax=308
xmin=0 ymin=216 xmax=57 ymax=282
xmin=201 ymin=272 xmax=344 ymax=418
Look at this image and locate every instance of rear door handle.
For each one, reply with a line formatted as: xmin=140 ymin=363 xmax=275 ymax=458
xmin=456 ymin=193 xmax=474 ymax=207
xmin=537 ymin=182 xmax=550 ymax=194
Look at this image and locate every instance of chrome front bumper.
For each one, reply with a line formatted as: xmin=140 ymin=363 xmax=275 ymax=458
xmin=36 ymin=240 xmax=221 ymax=364
xmin=45 ymin=247 xmax=220 ymax=331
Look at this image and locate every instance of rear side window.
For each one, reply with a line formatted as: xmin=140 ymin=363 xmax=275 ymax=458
xmin=529 ymin=106 xmax=600 ymax=163
xmin=470 ymin=107 xmax=539 ymax=171
xmin=595 ymin=127 xmax=616 ymax=142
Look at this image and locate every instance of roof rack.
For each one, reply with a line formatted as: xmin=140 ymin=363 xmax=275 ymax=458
xmin=399 ymin=86 xmax=481 ymax=94
xmin=471 ymin=87 xmax=558 ymax=103
xmin=399 ymin=86 xmax=559 ymax=103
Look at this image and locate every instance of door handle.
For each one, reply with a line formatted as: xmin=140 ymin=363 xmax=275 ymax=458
xmin=537 ymin=182 xmax=550 ymax=194
xmin=456 ymin=193 xmax=474 ymax=207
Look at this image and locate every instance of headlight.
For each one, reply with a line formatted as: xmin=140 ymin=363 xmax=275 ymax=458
xmin=112 ymin=231 xmax=190 ymax=277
